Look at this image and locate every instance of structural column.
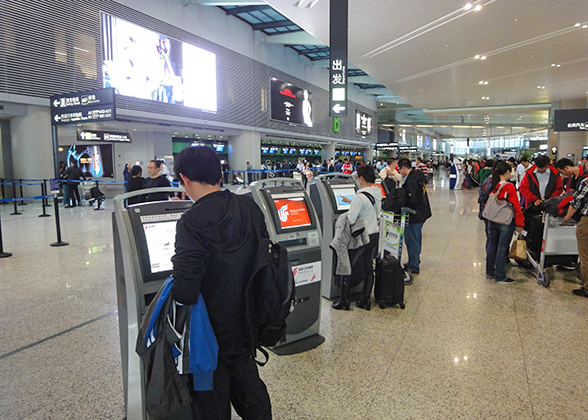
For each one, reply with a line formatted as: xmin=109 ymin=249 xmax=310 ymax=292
xmin=362 ymin=147 xmax=374 ymax=163
xmin=555 ymin=99 xmax=588 ymax=163
xmin=228 ymin=131 xmax=261 ymax=171
xmin=322 ymin=143 xmax=336 ymax=162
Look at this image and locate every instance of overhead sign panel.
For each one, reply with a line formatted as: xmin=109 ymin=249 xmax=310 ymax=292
xmin=554 ymin=109 xmax=588 ymax=131
xmin=329 ymin=0 xmax=348 ymax=117
xmin=50 ymin=88 xmax=116 ymax=126
xmin=77 ymin=129 xmax=131 ymax=143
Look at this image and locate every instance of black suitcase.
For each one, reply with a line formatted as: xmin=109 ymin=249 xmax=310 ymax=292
xmin=375 ymin=254 xmax=405 ymax=309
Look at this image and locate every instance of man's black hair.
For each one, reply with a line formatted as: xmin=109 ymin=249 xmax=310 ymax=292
xmin=149 ymin=159 xmax=162 ymax=169
xmin=520 ymin=157 xmax=528 ymax=163
xmin=397 ymin=158 xmax=412 ymax=169
xmin=535 ymin=155 xmax=550 ymax=168
xmin=484 ymin=159 xmax=494 ymax=168
xmin=555 ymin=158 xmax=574 ymax=170
xmin=130 ymin=165 xmax=142 ymax=176
xmin=175 ymin=146 xmax=222 ymax=186
xmin=508 ymin=157 xmax=516 ymax=163
xmin=356 ymin=165 xmax=376 ymax=183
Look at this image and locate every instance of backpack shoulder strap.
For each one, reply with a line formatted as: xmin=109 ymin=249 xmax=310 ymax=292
xmin=360 ymin=191 xmax=375 ymax=205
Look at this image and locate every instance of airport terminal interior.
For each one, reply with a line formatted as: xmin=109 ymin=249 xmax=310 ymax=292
xmin=1 ymin=0 xmax=588 ymax=419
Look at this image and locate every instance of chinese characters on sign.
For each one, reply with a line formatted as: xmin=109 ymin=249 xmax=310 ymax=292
xmin=355 ymin=110 xmax=372 ymax=136
xmin=50 ymin=88 xmax=116 ymax=126
xmin=329 ymin=0 xmax=348 ymax=117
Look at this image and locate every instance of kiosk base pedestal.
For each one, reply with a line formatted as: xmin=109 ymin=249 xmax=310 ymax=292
xmin=269 ymin=334 xmax=325 ymax=356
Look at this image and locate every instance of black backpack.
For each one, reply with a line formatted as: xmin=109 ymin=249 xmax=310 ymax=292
xmin=245 ymin=214 xmax=296 ymax=366
xmin=381 ymin=187 xmax=407 ymax=214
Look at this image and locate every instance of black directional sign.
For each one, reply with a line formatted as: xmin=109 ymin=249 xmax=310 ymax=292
xmin=50 ymin=88 xmax=116 ymax=126
xmin=329 ymin=0 xmax=348 ymax=117
xmin=554 ymin=109 xmax=588 ymax=132
xmin=77 ymin=129 xmax=131 ymax=143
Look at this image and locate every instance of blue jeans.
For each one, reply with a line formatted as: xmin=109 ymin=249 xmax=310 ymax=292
xmin=486 ymin=220 xmax=516 ymax=281
xmin=404 ymin=223 xmax=423 ymax=272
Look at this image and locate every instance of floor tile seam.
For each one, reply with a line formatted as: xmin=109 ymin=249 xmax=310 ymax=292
xmin=513 ymin=293 xmax=537 ymax=419
xmin=0 ymin=310 xmax=118 ymax=361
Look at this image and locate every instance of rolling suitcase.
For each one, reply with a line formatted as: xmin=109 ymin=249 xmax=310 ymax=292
xmin=375 ymin=254 xmax=405 ymax=309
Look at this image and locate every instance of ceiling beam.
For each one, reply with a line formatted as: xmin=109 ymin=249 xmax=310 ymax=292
xmin=266 ymin=32 xmax=326 ymax=45
xmin=252 ymin=20 xmax=298 ymax=30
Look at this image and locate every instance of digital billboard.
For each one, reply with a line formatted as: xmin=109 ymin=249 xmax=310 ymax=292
xmin=355 ymin=110 xmax=372 ymax=136
xmin=101 ymin=14 xmax=217 ymax=112
xmin=58 ymin=145 xmax=114 ymax=178
xmin=270 ymin=78 xmax=313 ymax=127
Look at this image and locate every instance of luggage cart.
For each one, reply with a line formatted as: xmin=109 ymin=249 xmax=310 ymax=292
xmin=525 ymin=213 xmax=578 ymax=287
xmin=378 ymin=208 xmax=415 ymax=285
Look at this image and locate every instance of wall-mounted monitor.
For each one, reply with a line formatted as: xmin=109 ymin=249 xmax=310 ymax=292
xmin=261 ymin=147 xmax=270 ymax=154
xmin=214 ymin=144 xmax=225 ymax=153
xmin=269 ymin=147 xmax=278 ymax=154
xmin=101 ymin=14 xmax=217 ymax=112
xmin=355 ymin=110 xmax=373 ymax=136
xmin=270 ymin=78 xmax=313 ymax=127
xmin=58 ymin=144 xmax=114 ymax=178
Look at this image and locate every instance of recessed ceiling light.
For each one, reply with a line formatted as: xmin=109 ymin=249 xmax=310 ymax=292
xmin=575 ymin=23 xmax=581 ymax=27
xmin=474 ymin=5 xmax=482 ymax=11
xmin=484 ymin=81 xmax=488 ymax=85
xmin=537 ymin=86 xmax=541 ymax=88
xmin=583 ymin=25 xmax=588 ymax=29
xmin=474 ymin=55 xmax=480 ymax=59
xmin=542 ymin=86 xmax=546 ymax=89
xmin=464 ymin=3 xmax=472 ymax=10
xmin=479 ymin=81 xmax=484 ymax=84
xmin=551 ymin=63 xmax=556 ymax=67
xmin=480 ymin=56 xmax=487 ymax=60
xmin=557 ymin=64 xmax=561 ymax=67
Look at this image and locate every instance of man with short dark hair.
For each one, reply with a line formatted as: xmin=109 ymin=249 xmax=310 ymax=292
xmin=398 ymin=158 xmax=432 ymax=274
xmin=143 ymin=159 xmax=171 ymax=202
xmin=520 ymin=155 xmax=563 ymax=208
xmin=171 ymin=146 xmax=272 ymax=419
xmin=556 ymin=158 xmax=587 ymax=192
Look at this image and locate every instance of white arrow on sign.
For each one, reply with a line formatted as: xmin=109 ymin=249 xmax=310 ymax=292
xmin=332 ymin=104 xmax=346 ymax=114
xmin=54 ymin=115 xmax=61 ymax=122
xmin=53 ymin=99 xmax=60 ymax=107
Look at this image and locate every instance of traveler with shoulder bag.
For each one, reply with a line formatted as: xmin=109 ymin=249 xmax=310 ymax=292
xmin=484 ymin=162 xmax=525 ymax=284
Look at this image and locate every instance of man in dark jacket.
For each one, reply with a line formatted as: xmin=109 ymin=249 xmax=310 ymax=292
xmin=64 ymin=162 xmax=86 ymax=207
xmin=520 ymin=155 xmax=563 ymax=209
xmin=556 ymin=158 xmax=587 ymax=192
xmin=398 ymin=158 xmax=432 ymax=274
xmin=171 ymin=146 xmax=272 ymax=420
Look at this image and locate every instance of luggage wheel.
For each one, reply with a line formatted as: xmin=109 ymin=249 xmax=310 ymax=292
xmin=403 ymin=270 xmax=414 ymax=285
xmin=536 ymin=267 xmax=550 ymax=288
xmin=399 ymin=303 xmax=406 ymax=309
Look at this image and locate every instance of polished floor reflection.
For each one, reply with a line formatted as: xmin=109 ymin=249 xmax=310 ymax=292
xmin=0 ymin=173 xmax=586 ymax=419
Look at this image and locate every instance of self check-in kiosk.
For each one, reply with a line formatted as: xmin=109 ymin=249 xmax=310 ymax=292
xmin=308 ymin=173 xmax=361 ymax=300
xmin=248 ymin=178 xmax=325 ymax=355
xmin=112 ymin=187 xmax=190 ymax=420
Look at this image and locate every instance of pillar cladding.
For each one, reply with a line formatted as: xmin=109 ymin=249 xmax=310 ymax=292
xmin=362 ymin=147 xmax=374 ymax=163
xmin=10 ymin=105 xmax=54 ymax=196
xmin=228 ymin=131 xmax=261 ymax=171
xmin=322 ymin=143 xmax=336 ymax=162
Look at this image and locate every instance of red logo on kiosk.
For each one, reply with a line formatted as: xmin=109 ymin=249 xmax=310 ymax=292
xmin=273 ymin=198 xmax=311 ymax=229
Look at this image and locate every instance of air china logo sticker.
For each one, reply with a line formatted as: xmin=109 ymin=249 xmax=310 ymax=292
xmin=291 ymin=262 xmax=321 ymax=287
xmin=278 ymin=205 xmax=289 ymax=222
xmin=280 ymin=88 xmax=296 ymax=98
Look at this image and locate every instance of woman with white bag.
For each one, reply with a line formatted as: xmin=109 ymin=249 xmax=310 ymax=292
xmin=484 ymin=161 xmax=525 ymax=284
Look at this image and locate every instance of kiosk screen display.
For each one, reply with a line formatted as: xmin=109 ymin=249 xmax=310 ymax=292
xmin=143 ymin=221 xmax=177 ymax=273
xmin=332 ymin=187 xmax=356 ymax=211
xmin=271 ymin=193 xmax=311 ymax=229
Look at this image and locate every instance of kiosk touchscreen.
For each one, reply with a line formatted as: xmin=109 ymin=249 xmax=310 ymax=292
xmin=308 ymin=174 xmax=362 ymax=300
xmin=248 ymin=178 xmax=324 ymax=355
xmin=112 ymin=187 xmax=191 ymax=420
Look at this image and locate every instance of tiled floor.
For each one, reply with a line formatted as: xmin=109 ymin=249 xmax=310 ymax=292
xmin=0 ymin=174 xmax=586 ymax=419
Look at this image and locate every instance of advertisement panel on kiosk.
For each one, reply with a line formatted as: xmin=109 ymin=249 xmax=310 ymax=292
xmin=112 ymin=188 xmax=190 ymax=419
xmin=308 ymin=174 xmax=362 ymax=300
xmin=248 ymin=179 xmax=324 ymax=355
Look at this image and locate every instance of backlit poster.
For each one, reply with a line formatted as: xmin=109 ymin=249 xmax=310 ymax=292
xmin=101 ymin=14 xmax=217 ymax=112
xmin=270 ymin=78 xmax=313 ymax=127
xmin=58 ymin=145 xmax=114 ymax=178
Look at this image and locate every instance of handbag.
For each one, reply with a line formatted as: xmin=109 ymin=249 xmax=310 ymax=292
xmin=482 ymin=182 xmax=514 ymax=225
xmin=509 ymin=236 xmax=527 ymax=260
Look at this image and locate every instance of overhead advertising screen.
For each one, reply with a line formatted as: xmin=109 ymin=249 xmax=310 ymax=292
xmin=58 ymin=145 xmax=114 ymax=178
xmin=143 ymin=221 xmax=177 ymax=273
xmin=355 ymin=110 xmax=372 ymax=136
xmin=101 ymin=14 xmax=217 ymax=112
xmin=272 ymin=195 xmax=312 ymax=229
xmin=332 ymin=186 xmax=356 ymax=211
xmin=270 ymin=78 xmax=313 ymax=127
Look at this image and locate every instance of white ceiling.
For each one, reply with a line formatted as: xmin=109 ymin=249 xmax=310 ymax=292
xmin=264 ymin=0 xmax=588 ymax=128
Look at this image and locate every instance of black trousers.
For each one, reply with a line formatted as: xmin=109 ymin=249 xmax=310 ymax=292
xmin=66 ymin=182 xmax=80 ymax=205
xmin=191 ymin=352 xmax=272 ymax=420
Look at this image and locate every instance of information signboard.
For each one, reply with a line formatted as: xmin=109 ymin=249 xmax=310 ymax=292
xmin=329 ymin=0 xmax=348 ymax=117
xmin=50 ymin=88 xmax=116 ymax=126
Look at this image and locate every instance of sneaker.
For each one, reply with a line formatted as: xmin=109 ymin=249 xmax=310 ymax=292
xmin=495 ymin=277 xmax=516 ymax=284
xmin=403 ymin=264 xmax=420 ymax=275
xmin=572 ymin=288 xmax=588 ymax=298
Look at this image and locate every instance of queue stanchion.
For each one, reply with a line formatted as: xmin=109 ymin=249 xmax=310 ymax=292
xmin=43 ymin=180 xmax=51 ymax=207
xmin=18 ymin=179 xmax=27 ymax=206
xmin=0 ymin=179 xmax=6 ymax=205
xmin=50 ymin=195 xmax=69 ymax=247
xmin=38 ymin=183 xmax=51 ymax=218
xmin=10 ymin=183 xmax=22 ymax=215
xmin=0 ymin=211 xmax=12 ymax=258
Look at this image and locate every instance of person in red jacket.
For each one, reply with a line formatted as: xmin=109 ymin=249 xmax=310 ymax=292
xmin=486 ymin=161 xmax=525 ymax=284
xmin=519 ymin=155 xmax=563 ymax=208
xmin=342 ymin=158 xmax=353 ymax=174
xmin=555 ymin=157 xmax=587 ymax=192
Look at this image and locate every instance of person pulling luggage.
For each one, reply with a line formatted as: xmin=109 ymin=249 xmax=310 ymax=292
xmin=332 ymin=165 xmax=382 ymax=310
